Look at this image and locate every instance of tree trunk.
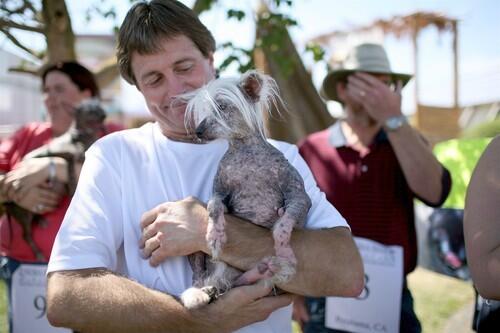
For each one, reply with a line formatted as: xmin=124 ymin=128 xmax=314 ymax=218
xmin=254 ymin=9 xmax=334 ymax=144
xmin=42 ymin=0 xmax=76 ymax=63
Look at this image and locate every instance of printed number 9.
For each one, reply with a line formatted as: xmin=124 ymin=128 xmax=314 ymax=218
xmin=356 ymin=274 xmax=370 ymax=300
xmin=34 ymin=295 xmax=46 ymax=319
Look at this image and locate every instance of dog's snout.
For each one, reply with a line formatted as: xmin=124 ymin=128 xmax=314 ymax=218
xmin=195 ymin=119 xmax=207 ymax=138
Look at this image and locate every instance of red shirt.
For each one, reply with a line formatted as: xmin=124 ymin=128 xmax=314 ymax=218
xmin=298 ymin=122 xmax=451 ymax=274
xmin=0 ymin=122 xmax=123 ymax=262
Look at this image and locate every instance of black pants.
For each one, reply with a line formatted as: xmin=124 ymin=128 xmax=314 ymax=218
xmin=473 ymin=291 xmax=500 ymax=332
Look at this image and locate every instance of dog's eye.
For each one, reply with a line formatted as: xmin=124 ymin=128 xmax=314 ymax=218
xmin=218 ymin=102 xmax=227 ymax=110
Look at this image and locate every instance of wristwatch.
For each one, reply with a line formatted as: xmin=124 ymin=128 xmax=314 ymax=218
xmin=384 ymin=115 xmax=407 ymax=132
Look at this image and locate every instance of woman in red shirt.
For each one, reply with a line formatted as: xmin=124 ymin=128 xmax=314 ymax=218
xmin=0 ymin=61 xmax=122 ymax=332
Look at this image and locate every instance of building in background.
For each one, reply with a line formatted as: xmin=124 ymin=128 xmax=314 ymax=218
xmin=0 ymin=34 xmax=151 ymax=140
xmin=0 ymin=48 xmax=43 ymax=139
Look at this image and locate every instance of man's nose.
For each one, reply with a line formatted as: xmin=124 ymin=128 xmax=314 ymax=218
xmin=168 ymin=77 xmax=189 ymax=98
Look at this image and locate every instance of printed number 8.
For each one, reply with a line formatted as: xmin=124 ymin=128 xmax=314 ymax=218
xmin=34 ymin=295 xmax=46 ymax=319
xmin=356 ymin=274 xmax=370 ymax=300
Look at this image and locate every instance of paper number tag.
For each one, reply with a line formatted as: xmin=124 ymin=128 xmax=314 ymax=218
xmin=326 ymin=237 xmax=403 ymax=333
xmin=11 ymin=264 xmax=70 ymax=333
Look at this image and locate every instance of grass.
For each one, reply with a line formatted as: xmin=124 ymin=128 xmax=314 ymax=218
xmin=0 ymin=267 xmax=473 ymax=333
xmin=0 ymin=279 xmax=7 ymax=333
xmin=408 ymin=267 xmax=475 ymax=333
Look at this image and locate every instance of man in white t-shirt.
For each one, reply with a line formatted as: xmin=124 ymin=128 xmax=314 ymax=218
xmin=46 ymin=1 xmax=364 ymax=332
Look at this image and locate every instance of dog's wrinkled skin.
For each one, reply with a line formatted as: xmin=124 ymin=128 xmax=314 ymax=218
xmin=180 ymin=71 xmax=311 ymax=309
xmin=3 ymin=99 xmax=106 ymax=261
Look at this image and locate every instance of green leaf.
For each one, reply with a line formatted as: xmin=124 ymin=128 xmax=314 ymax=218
xmin=227 ymin=9 xmax=245 ymax=21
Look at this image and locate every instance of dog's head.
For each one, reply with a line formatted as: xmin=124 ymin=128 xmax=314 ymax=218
xmin=73 ymin=98 xmax=107 ymax=149
xmin=183 ymin=70 xmax=281 ymax=141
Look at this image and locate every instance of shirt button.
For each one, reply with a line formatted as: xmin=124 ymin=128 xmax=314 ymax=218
xmin=361 ymin=165 xmax=368 ymax=172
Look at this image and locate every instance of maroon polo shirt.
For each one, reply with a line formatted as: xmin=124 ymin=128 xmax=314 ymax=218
xmin=298 ymin=122 xmax=451 ymax=275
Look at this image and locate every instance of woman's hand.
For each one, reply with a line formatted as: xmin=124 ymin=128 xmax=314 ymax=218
xmin=3 ymin=157 xmax=53 ymax=201
xmin=14 ymin=183 xmax=62 ymax=214
xmin=2 ymin=157 xmax=65 ymax=213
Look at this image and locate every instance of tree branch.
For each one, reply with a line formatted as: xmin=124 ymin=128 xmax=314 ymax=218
xmin=8 ymin=66 xmax=39 ymax=76
xmin=0 ymin=27 xmax=41 ymax=59
xmin=21 ymin=0 xmax=38 ymax=16
xmin=0 ymin=0 xmax=37 ymax=16
xmin=0 ymin=17 xmax=44 ymax=33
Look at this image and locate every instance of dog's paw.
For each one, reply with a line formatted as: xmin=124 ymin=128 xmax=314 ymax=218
xmin=263 ymin=256 xmax=296 ymax=285
xmin=180 ymin=287 xmax=212 ymax=309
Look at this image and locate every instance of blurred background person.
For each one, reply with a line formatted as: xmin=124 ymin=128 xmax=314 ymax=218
xmin=0 ymin=61 xmax=122 ymax=333
xmin=294 ymin=43 xmax=452 ymax=333
xmin=464 ymin=135 xmax=500 ymax=332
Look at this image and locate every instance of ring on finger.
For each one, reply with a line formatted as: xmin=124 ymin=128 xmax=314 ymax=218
xmin=12 ymin=180 xmax=21 ymax=191
xmin=34 ymin=204 xmax=45 ymax=212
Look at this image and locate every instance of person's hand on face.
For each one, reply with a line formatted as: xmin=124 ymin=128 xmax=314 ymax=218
xmin=139 ymin=196 xmax=209 ymax=266
xmin=346 ymin=72 xmax=403 ymax=124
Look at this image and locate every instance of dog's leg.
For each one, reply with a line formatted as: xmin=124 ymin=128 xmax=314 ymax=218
xmin=206 ymin=194 xmax=227 ymax=259
xmin=233 ymin=212 xmax=297 ymax=287
xmin=270 ymin=212 xmax=297 ymax=284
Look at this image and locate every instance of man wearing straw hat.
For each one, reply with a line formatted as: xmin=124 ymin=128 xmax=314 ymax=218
xmin=294 ymin=43 xmax=452 ymax=332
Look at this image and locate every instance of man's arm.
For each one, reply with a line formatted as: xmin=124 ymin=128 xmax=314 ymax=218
xmin=385 ymin=123 xmax=448 ymax=205
xmin=140 ymin=197 xmax=364 ymax=298
xmin=222 ymin=219 xmax=363 ymax=297
xmin=464 ymin=136 xmax=500 ymax=300
xmin=348 ymin=72 xmax=448 ymax=205
xmin=47 ymin=268 xmax=293 ymax=333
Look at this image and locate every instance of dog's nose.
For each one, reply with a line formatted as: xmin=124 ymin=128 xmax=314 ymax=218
xmin=195 ymin=119 xmax=207 ymax=138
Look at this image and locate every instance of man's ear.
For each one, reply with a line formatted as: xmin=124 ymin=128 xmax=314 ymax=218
xmin=239 ymin=71 xmax=263 ymax=103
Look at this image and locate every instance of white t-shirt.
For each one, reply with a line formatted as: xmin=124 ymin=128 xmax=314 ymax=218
xmin=48 ymin=122 xmax=348 ymax=333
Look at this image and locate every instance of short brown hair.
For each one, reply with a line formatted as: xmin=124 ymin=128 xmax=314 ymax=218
xmin=117 ymin=0 xmax=216 ymax=85
xmin=42 ymin=61 xmax=100 ymax=98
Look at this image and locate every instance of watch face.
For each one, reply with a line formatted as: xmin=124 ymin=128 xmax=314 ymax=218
xmin=385 ymin=116 xmax=406 ymax=130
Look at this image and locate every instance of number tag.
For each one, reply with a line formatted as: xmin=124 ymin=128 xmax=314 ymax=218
xmin=11 ymin=264 xmax=70 ymax=333
xmin=325 ymin=237 xmax=403 ymax=333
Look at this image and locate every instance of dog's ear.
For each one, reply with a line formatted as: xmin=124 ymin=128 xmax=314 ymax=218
xmin=239 ymin=71 xmax=264 ymax=103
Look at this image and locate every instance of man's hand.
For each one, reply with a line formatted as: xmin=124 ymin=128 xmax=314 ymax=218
xmin=292 ymin=295 xmax=310 ymax=331
xmin=139 ymin=196 xmax=209 ymax=266
xmin=347 ymin=72 xmax=403 ymax=124
xmin=204 ymin=280 xmax=294 ymax=332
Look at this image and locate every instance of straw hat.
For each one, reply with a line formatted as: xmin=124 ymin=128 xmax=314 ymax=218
xmin=320 ymin=43 xmax=412 ymax=102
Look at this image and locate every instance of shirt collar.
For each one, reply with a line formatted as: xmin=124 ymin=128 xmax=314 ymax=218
xmin=328 ymin=120 xmax=389 ymax=148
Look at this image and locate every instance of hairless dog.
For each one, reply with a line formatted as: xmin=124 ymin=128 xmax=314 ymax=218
xmin=180 ymin=71 xmax=311 ymax=309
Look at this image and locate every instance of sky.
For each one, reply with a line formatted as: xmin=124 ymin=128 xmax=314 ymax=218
xmin=3 ymin=0 xmax=499 ymax=115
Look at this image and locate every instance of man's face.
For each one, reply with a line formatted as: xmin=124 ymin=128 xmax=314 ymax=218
xmin=131 ymin=35 xmax=216 ymax=140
